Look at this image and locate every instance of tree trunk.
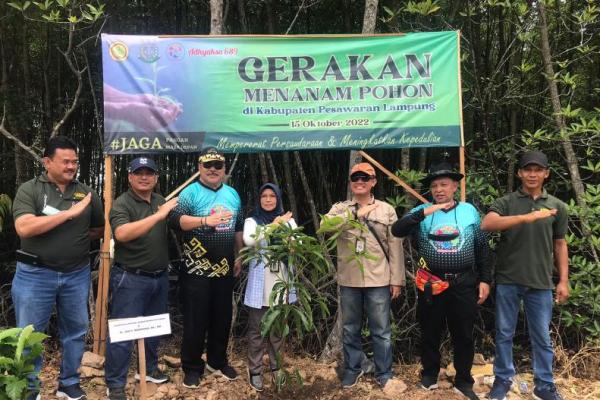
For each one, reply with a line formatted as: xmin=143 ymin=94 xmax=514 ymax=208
xmin=507 ymin=108 xmax=517 ymax=192
xmin=346 ymin=0 xmax=379 ymax=198
xmin=15 ymin=20 xmax=31 ymax=186
xmin=362 ymin=0 xmax=378 ymax=33
xmin=210 ymin=0 xmax=224 ymax=35
xmin=258 ymin=153 xmax=269 ymax=184
xmin=325 ymin=0 xmax=380 ymax=364
xmin=247 ymin=154 xmax=259 ymax=206
xmin=237 ymin=0 xmax=247 ymax=33
xmin=537 ymin=2 xmax=598 ymax=262
xmin=266 ymin=153 xmax=279 ymax=186
xmin=314 ymin=151 xmax=332 ymax=207
xmin=264 ymin=0 xmax=276 ymax=34
xmin=282 ymin=152 xmax=299 ymax=219
xmin=293 ymin=151 xmax=319 ymax=231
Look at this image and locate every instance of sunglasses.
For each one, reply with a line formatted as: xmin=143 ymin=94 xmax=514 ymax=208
xmin=350 ymin=174 xmax=374 ymax=182
xmin=202 ymin=161 xmax=225 ymax=170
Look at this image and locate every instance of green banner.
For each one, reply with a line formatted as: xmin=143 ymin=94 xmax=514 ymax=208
xmin=102 ymin=32 xmax=462 ymax=154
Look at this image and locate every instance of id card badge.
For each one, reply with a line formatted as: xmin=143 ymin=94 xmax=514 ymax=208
xmin=42 ymin=205 xmax=61 ymax=216
xmin=355 ymin=237 xmax=366 ymax=253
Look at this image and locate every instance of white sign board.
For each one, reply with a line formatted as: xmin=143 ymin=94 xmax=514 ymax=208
xmin=108 ymin=313 xmax=171 ymax=343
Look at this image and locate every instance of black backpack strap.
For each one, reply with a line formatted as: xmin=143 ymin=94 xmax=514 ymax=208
xmin=364 ymin=219 xmax=390 ymax=263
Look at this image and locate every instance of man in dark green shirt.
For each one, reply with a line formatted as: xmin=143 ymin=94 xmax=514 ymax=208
xmin=104 ymin=157 xmax=178 ymax=400
xmin=12 ymin=136 xmax=104 ymax=400
xmin=482 ymin=151 xmax=569 ymax=400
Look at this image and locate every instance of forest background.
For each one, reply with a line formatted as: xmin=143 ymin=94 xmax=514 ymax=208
xmin=0 ymin=0 xmax=599 ymax=386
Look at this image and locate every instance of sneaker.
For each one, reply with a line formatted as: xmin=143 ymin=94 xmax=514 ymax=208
xmin=106 ymin=387 xmax=127 ymax=400
xmin=420 ymin=375 xmax=439 ymax=390
xmin=248 ymin=372 xmax=264 ymax=391
xmin=135 ymin=369 xmax=169 ymax=384
xmin=488 ymin=377 xmax=512 ymax=400
xmin=341 ymin=370 xmax=364 ymax=389
xmin=182 ymin=371 xmax=202 ymax=388
xmin=206 ymin=363 xmax=238 ymax=381
xmin=533 ymin=386 xmax=564 ymax=400
xmin=454 ymin=385 xmax=479 ymax=400
xmin=56 ymin=383 xmax=86 ymax=400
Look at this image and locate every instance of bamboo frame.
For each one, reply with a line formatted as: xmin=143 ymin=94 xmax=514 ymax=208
xmin=358 ymin=150 xmax=428 ymax=204
xmin=457 ymin=30 xmax=467 ymax=202
xmin=165 ymin=171 xmax=199 ymax=201
xmin=92 ymin=31 xmax=469 ymax=352
xmin=92 ymin=155 xmax=113 ymax=355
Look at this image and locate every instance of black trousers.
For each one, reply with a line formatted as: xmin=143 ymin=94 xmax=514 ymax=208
xmin=179 ymin=275 xmax=234 ymax=374
xmin=417 ymin=272 xmax=477 ymax=387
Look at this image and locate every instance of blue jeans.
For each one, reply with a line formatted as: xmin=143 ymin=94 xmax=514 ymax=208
xmin=11 ymin=262 xmax=90 ymax=388
xmin=340 ymin=285 xmax=392 ymax=384
xmin=494 ymin=284 xmax=555 ymax=390
xmin=105 ymin=265 xmax=169 ymax=389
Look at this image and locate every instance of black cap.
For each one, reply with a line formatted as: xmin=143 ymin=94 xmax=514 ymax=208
xmin=519 ymin=151 xmax=548 ymax=169
xmin=420 ymin=162 xmax=464 ymax=186
xmin=128 ymin=157 xmax=158 ymax=173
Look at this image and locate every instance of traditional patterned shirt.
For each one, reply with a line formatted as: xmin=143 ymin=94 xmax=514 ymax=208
xmin=169 ymin=181 xmax=242 ymax=278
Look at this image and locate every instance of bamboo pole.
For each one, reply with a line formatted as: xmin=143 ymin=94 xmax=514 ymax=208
xmin=358 ymin=150 xmax=428 ymax=204
xmin=93 ymin=155 xmax=114 ymax=355
xmin=165 ymin=171 xmax=199 ymax=201
xmin=457 ymin=30 xmax=467 ymax=202
xmin=459 ymin=146 xmax=466 ymax=202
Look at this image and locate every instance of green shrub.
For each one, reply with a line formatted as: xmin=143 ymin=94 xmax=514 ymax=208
xmin=0 ymin=325 xmax=47 ymax=400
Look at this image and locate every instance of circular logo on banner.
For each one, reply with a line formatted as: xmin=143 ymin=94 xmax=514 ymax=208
xmin=138 ymin=44 xmax=160 ymax=63
xmin=167 ymin=43 xmax=185 ymax=61
xmin=109 ymin=42 xmax=129 ymax=61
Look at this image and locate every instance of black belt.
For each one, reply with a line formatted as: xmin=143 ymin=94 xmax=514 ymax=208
xmin=117 ymin=264 xmax=167 ymax=278
xmin=431 ymin=269 xmax=472 ymax=282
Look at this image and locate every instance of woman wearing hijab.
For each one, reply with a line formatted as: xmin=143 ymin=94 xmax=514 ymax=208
xmin=243 ymin=183 xmax=297 ymax=391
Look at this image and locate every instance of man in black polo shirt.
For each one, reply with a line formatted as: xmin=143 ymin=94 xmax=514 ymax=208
xmin=104 ymin=157 xmax=178 ymax=400
xmin=12 ymin=136 xmax=104 ymax=400
xmin=482 ymin=151 xmax=569 ymax=400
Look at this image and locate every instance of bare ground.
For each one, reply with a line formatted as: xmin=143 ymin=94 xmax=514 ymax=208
xmin=37 ymin=346 xmax=600 ymax=400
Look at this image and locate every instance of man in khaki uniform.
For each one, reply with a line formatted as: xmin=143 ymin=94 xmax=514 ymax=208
xmin=324 ymin=162 xmax=405 ymax=389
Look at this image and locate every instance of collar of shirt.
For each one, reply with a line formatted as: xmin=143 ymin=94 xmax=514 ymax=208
xmin=38 ymin=172 xmax=79 ymax=186
xmin=198 ymin=180 xmax=223 ymax=192
xmin=517 ymin=187 xmax=548 ymax=199
xmin=126 ymin=188 xmax=155 ymax=204
xmin=349 ymin=195 xmax=375 ymax=206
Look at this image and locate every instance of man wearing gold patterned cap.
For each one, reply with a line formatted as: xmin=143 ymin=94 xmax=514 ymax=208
xmin=168 ymin=147 xmax=243 ymax=387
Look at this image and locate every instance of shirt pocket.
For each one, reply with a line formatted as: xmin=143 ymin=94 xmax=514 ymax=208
xmin=367 ymin=214 xmax=391 ymax=236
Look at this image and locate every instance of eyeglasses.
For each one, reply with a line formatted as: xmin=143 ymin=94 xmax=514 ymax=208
xmin=350 ymin=174 xmax=374 ymax=182
xmin=202 ymin=161 xmax=225 ymax=170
